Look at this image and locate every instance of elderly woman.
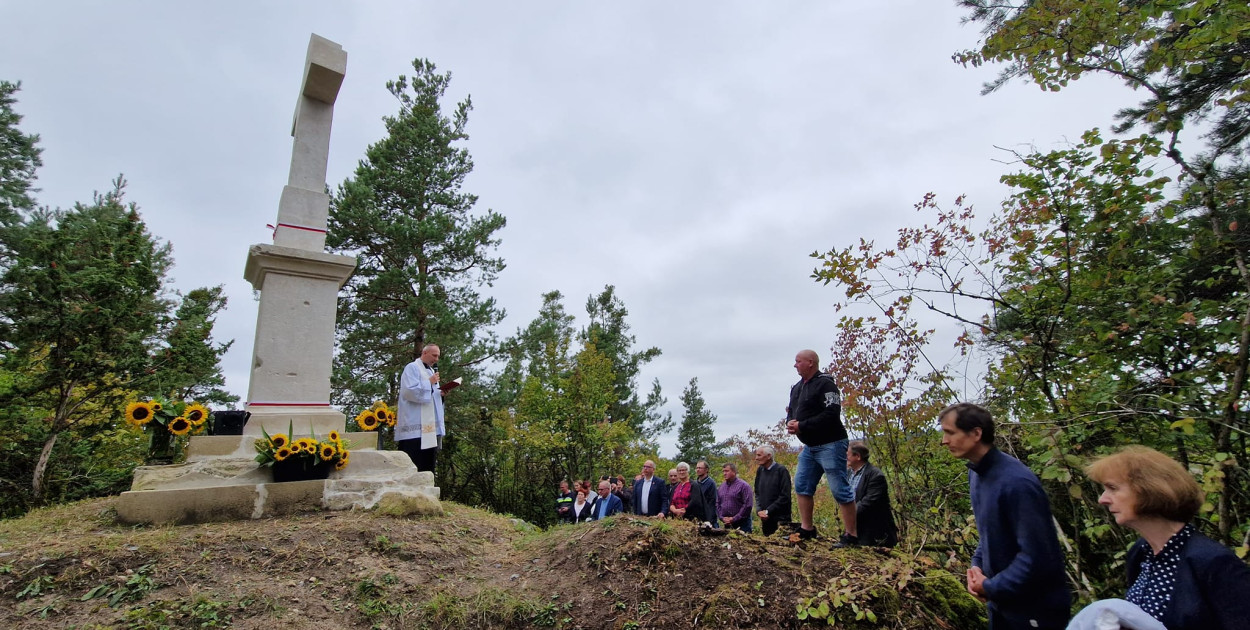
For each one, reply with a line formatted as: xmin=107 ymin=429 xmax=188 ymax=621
xmin=666 ymin=462 xmax=694 ymax=519
xmin=1084 ymin=445 xmax=1250 ymax=630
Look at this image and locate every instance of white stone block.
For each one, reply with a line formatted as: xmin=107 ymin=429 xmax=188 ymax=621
xmin=300 ymin=34 xmax=346 ymax=105
xmin=287 ymin=99 xmax=334 ymax=191
xmin=273 ymin=186 xmax=330 ymax=251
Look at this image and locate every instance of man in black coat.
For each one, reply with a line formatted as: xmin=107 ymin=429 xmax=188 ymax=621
xmin=633 ymin=460 xmax=669 ymax=517
xmin=848 ymin=442 xmax=897 ymax=547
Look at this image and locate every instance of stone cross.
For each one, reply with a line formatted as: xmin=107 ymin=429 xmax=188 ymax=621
xmin=242 ymin=34 xmax=357 ymax=436
xmin=274 ymin=33 xmax=345 ymax=251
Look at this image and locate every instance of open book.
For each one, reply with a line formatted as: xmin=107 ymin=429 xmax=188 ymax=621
xmin=439 ymin=376 xmax=463 ymax=394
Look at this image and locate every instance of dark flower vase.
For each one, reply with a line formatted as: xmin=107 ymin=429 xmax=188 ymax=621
xmin=211 ymin=410 xmax=251 ymax=436
xmin=271 ymin=459 xmax=332 ymax=483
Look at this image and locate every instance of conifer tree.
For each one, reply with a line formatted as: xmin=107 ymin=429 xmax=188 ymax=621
xmin=149 ymin=286 xmax=238 ymax=406
xmin=579 ymin=285 xmax=669 ymax=438
xmin=675 ymin=377 xmax=718 ymax=464
xmin=328 ymin=59 xmax=506 ymax=412
xmin=0 ymin=81 xmax=41 ymax=227
xmin=0 ymin=179 xmax=170 ymax=498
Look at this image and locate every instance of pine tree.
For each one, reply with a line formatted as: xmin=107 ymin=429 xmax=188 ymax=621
xmin=327 ymin=58 xmax=506 ymax=413
xmin=579 ymin=285 xmax=668 ymax=436
xmin=0 ymin=80 xmax=41 ymax=228
xmin=0 ymin=179 xmax=171 ymax=498
xmin=149 ymin=286 xmax=238 ymax=406
xmin=675 ymin=377 xmax=718 ymax=464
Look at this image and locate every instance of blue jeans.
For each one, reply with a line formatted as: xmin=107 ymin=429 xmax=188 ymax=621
xmin=793 ymin=439 xmax=854 ymax=504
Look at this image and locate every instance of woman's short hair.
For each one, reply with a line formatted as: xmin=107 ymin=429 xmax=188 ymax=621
xmin=1086 ymin=446 xmax=1202 ymax=523
xmin=676 ymin=461 xmax=690 ymax=472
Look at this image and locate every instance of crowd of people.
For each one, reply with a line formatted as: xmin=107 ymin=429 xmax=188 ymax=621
xmin=415 ymin=343 xmax=1250 ymax=629
xmin=552 ymin=441 xmax=898 ymax=544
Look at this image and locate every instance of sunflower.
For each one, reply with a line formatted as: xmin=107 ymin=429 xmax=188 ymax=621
xmin=184 ymin=403 xmax=209 ymax=425
xmin=125 ymin=401 xmax=154 ymax=426
xmin=356 ymin=410 xmax=380 ymax=431
xmin=328 ymin=430 xmax=341 ymax=442
xmin=335 ymin=453 xmax=350 ymax=470
xmin=168 ymin=416 xmax=192 ymax=436
xmin=274 ymin=446 xmax=293 ymax=462
xmin=319 ymin=442 xmax=337 ymax=461
xmin=374 ymin=408 xmax=391 ymax=424
xmin=269 ymin=433 xmax=289 ymax=450
xmin=149 ymin=400 xmax=163 ymax=412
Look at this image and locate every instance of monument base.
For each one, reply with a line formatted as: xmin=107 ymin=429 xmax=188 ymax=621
xmin=116 ymin=439 xmax=441 ymax=525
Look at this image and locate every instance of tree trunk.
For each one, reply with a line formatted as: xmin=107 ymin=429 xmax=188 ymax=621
xmin=31 ymin=431 xmax=59 ymax=500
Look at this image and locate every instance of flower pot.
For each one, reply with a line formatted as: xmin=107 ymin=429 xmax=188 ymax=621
xmin=211 ymin=410 xmax=250 ymax=436
xmin=270 ymin=458 xmax=332 ymax=483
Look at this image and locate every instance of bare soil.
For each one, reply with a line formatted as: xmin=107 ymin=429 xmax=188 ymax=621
xmin=0 ymin=498 xmax=985 ymax=629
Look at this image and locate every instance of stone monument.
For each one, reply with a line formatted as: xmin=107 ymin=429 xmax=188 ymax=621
xmin=242 ymin=33 xmax=355 ymax=437
xmin=115 ymin=34 xmax=441 ymax=524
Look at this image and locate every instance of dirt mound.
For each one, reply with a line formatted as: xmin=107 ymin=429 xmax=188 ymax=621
xmin=0 ymin=498 xmax=984 ymax=628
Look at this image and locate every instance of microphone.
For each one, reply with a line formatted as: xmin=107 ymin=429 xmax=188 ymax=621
xmin=431 ymin=362 xmax=439 ymax=373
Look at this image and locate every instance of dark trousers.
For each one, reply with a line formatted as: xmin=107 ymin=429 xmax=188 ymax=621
xmin=761 ymin=517 xmax=787 ymax=536
xmin=397 ymin=437 xmax=438 ymax=472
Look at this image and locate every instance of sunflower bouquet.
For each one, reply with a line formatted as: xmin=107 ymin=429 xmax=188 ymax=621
xmin=124 ymin=397 xmax=211 ymax=463
xmin=354 ymin=400 xmax=397 ymax=449
xmin=353 ymin=401 xmax=396 ymax=432
xmin=254 ymin=421 xmax=350 ymax=481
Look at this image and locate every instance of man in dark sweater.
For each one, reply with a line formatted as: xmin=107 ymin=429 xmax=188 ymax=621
xmin=786 ymin=349 xmax=856 ymax=545
xmin=692 ymin=461 xmax=719 ymax=525
xmin=753 ymin=445 xmax=792 ymax=536
xmin=939 ymin=403 xmax=1070 ymax=630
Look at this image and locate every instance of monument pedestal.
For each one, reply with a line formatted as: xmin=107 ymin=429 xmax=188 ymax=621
xmin=242 ymin=244 xmax=356 ymax=436
xmin=115 ymin=433 xmax=442 ymax=525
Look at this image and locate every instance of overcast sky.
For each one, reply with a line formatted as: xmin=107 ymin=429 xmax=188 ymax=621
xmin=1 ymin=2 xmax=1130 ymax=456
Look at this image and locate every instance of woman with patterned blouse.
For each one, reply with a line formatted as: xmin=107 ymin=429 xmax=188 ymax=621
xmin=1084 ymin=446 xmax=1250 ymax=630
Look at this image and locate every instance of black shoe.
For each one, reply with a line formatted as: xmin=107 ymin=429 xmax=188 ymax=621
xmin=832 ymin=533 xmax=859 ymax=549
xmin=796 ymin=526 xmax=818 ymax=540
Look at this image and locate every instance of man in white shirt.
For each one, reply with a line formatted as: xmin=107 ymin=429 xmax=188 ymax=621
xmin=632 ymin=460 xmax=668 ymax=517
xmin=395 ymin=344 xmax=445 ymax=472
